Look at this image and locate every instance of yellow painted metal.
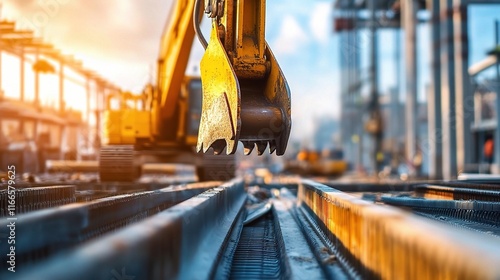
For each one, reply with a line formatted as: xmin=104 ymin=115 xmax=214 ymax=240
xmin=198 ymin=22 xmax=240 ymax=154
xmin=185 ymin=135 xmax=198 ymax=146
xmin=232 ymin=0 xmax=267 ymax=78
xmin=198 ymin=0 xmax=291 ymax=155
xmin=157 ymin=0 xmax=198 ymax=121
xmin=103 ymin=111 xmax=123 ymax=144
xmin=102 ymin=92 xmax=151 ymax=145
xmin=298 ymin=181 xmax=500 ymax=279
xmin=134 ymin=111 xmax=151 ymax=139
xmin=120 ymin=109 xmax=137 ymax=144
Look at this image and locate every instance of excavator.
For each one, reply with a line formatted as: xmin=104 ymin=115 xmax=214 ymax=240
xmin=98 ymin=0 xmax=291 ymax=182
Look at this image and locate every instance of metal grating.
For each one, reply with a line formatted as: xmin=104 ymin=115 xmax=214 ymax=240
xmin=229 ymin=212 xmax=284 ymax=280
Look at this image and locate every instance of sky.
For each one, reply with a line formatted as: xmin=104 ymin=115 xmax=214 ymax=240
xmin=1 ymin=1 xmax=500 ymax=144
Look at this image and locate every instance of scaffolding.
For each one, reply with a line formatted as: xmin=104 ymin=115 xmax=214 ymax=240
xmin=0 ymin=18 xmax=120 ymax=172
xmin=334 ymin=0 xmax=499 ymax=179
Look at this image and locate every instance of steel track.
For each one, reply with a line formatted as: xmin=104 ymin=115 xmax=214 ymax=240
xmin=0 ymin=181 xmax=218 ymax=266
xmin=415 ymin=184 xmax=500 ymax=201
xmin=2 ymin=179 xmax=500 ymax=279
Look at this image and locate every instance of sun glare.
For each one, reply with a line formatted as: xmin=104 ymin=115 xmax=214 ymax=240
xmin=1 ymin=51 xmax=95 ymax=119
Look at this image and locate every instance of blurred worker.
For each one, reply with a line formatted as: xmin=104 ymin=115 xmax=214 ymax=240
xmin=484 ymin=137 xmax=494 ymax=165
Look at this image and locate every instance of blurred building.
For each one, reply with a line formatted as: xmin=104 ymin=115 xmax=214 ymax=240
xmin=0 ymin=18 xmax=119 ymax=173
xmin=469 ymin=50 xmax=499 ymax=172
xmin=312 ymin=117 xmax=340 ymax=151
xmin=333 ymin=0 xmax=500 ymax=179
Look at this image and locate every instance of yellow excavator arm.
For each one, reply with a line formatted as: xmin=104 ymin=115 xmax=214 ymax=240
xmin=154 ymin=0 xmax=201 ymax=139
xmin=157 ymin=1 xmax=195 ymax=112
xmin=195 ymin=0 xmax=292 ymax=156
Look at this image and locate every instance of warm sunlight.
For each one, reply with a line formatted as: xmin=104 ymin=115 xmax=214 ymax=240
xmin=3 ymin=2 xmax=500 ymax=279
xmin=1 ymin=51 xmax=100 ymax=121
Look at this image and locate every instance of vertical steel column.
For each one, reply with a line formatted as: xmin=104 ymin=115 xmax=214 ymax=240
xmin=86 ymin=76 xmax=91 ymax=152
xmin=59 ymin=61 xmax=64 ymax=112
xmin=0 ymin=6 xmax=2 ymax=97
xmin=0 ymin=49 xmax=2 ymax=97
xmin=453 ymin=0 xmax=472 ymax=174
xmin=0 ymin=14 xmax=3 ymax=134
xmin=391 ymin=29 xmax=401 ymax=171
xmin=59 ymin=61 xmax=65 ymax=159
xmin=428 ymin=0 xmax=443 ymax=179
xmin=440 ymin=0 xmax=458 ymax=179
xmin=19 ymin=47 xmax=26 ymax=135
xmin=339 ymin=29 xmax=350 ymax=163
xmin=368 ymin=0 xmax=381 ymax=174
xmin=339 ymin=9 xmax=358 ymax=168
xmin=34 ymin=50 xmax=39 ymax=106
xmin=494 ymin=20 xmax=500 ymax=172
xmin=402 ymin=0 xmax=419 ymax=177
xmin=392 ymin=30 xmax=400 ymax=141
xmin=352 ymin=10 xmax=362 ymax=172
xmin=95 ymin=83 xmax=102 ymax=149
xmin=20 ymin=47 xmax=24 ymax=101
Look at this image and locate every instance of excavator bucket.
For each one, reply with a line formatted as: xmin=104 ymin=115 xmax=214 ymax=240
xmin=196 ymin=0 xmax=291 ymax=156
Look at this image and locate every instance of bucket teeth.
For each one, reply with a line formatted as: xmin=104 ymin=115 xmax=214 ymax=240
xmin=198 ymin=23 xmax=291 ymax=157
xmin=211 ymin=140 xmax=227 ymax=155
xmin=243 ymin=141 xmax=255 ymax=155
xmin=242 ymin=140 xmax=277 ymax=155
xmin=269 ymin=141 xmax=277 ymax=154
xmin=256 ymin=141 xmax=268 ymax=156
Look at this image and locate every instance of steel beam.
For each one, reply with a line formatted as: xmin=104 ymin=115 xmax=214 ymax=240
xmin=466 ymin=0 xmax=500 ymax=3
xmin=19 ymin=47 xmax=24 ymax=101
xmin=368 ymin=0 xmax=382 ymax=174
xmin=59 ymin=60 xmax=64 ymax=112
xmin=495 ymin=20 xmax=500 ymax=173
xmin=86 ymin=76 xmax=91 ymax=150
xmin=0 ymin=49 xmax=2 ymax=97
xmin=428 ymin=0 xmax=443 ymax=179
xmin=34 ymin=50 xmax=39 ymax=106
xmin=453 ymin=0 xmax=473 ymax=174
xmin=0 ymin=182 xmax=218 ymax=261
xmin=12 ymin=179 xmax=246 ymax=280
xmin=391 ymin=30 xmax=401 ymax=166
xmin=0 ymin=21 xmax=2 ymax=96
xmin=297 ymin=180 xmax=500 ymax=279
xmin=440 ymin=0 xmax=458 ymax=179
xmin=402 ymin=0 xmax=419 ymax=177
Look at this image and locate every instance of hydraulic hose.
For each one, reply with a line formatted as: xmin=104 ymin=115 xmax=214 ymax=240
xmin=193 ymin=0 xmax=208 ymax=49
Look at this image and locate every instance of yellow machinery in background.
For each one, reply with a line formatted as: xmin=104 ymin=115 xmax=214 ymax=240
xmin=99 ymin=75 xmax=219 ymax=181
xmin=286 ymin=149 xmax=348 ymax=177
xmin=102 ymin=91 xmax=150 ymax=146
xmin=99 ymin=0 xmax=292 ymax=182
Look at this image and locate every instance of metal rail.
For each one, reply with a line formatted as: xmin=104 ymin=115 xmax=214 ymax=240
xmin=212 ymin=187 xmax=346 ymax=280
xmin=321 ymin=181 xmax=417 ymax=192
xmin=228 ymin=211 xmax=286 ymax=279
xmin=4 ymin=179 xmax=500 ymax=279
xmin=0 ymin=185 xmax=76 ymax=216
xmin=382 ymin=196 xmax=500 ymax=229
xmin=415 ymin=184 xmax=500 ymax=201
xmin=297 ymin=180 xmax=500 ymax=279
xmin=0 ymin=182 xmax=218 ymax=266
xmin=10 ymin=179 xmax=246 ymax=280
xmin=276 ymin=188 xmax=348 ymax=279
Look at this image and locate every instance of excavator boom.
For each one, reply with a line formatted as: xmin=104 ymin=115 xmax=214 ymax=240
xmin=155 ymin=0 xmax=200 ymax=138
